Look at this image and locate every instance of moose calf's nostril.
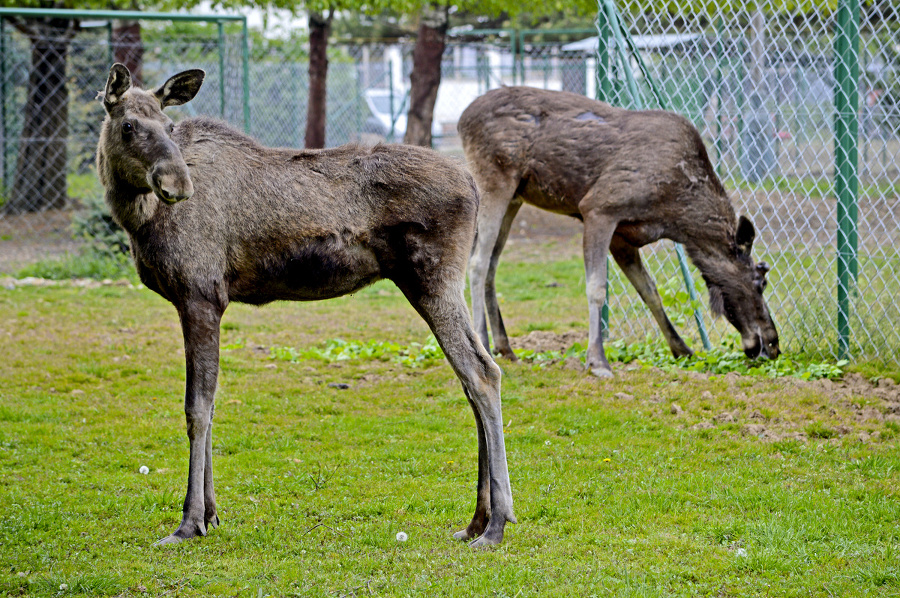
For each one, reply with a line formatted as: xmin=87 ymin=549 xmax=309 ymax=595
xmin=151 ymin=171 xmax=192 ymax=202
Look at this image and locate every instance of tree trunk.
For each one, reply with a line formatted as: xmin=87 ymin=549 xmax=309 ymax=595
xmin=403 ymin=5 xmax=448 ymax=148
xmin=112 ymin=19 xmax=143 ymax=88
xmin=4 ymin=17 xmax=76 ymax=214
xmin=305 ymin=10 xmax=333 ymax=149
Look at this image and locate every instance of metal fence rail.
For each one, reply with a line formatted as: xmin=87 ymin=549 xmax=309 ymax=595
xmin=0 ymin=6 xmax=898 ymax=365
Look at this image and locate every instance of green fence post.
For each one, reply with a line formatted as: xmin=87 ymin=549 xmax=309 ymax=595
xmin=217 ymin=21 xmax=226 ymax=119
xmin=0 ymin=17 xmax=7 ymax=194
xmin=714 ymin=17 xmax=724 ymax=178
xmin=595 ymin=5 xmax=611 ymax=102
xmin=602 ymin=0 xmax=641 ymax=109
xmin=595 ymin=4 xmax=611 ymax=338
xmin=389 ymin=60 xmax=396 ymax=140
xmin=601 ymin=0 xmax=712 ymax=351
xmin=106 ymin=21 xmax=113 ymax=66
xmin=834 ymin=0 xmax=860 ymax=359
xmin=735 ymin=40 xmax=745 ymax=176
xmin=518 ymin=30 xmax=527 ymax=86
xmin=242 ymin=16 xmax=250 ymax=133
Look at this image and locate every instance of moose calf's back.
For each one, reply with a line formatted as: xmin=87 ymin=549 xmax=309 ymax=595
xmin=458 ymin=86 xmax=731 ymax=233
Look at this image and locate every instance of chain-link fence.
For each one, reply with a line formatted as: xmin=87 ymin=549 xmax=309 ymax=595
xmin=579 ymin=1 xmax=900 ymax=365
xmin=0 ymin=5 xmax=898 ymax=365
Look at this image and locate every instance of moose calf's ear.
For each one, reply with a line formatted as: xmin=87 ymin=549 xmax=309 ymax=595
xmin=103 ymin=63 xmax=132 ymax=111
xmin=155 ymin=69 xmax=205 ymax=108
xmin=735 ymin=215 xmax=756 ymax=256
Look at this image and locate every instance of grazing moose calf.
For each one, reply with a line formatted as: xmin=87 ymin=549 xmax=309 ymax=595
xmin=96 ymin=64 xmax=515 ymax=547
xmin=458 ymin=86 xmax=779 ymax=377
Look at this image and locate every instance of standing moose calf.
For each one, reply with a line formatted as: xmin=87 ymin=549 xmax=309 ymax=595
xmin=96 ymin=64 xmax=515 ymax=547
xmin=459 ymin=86 xmax=779 ymax=377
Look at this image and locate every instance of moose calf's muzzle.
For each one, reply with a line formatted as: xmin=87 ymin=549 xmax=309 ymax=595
xmin=148 ymin=160 xmax=193 ymax=204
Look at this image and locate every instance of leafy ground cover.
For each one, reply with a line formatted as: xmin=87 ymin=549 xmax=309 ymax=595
xmin=1 ymin=273 xmax=898 ymax=597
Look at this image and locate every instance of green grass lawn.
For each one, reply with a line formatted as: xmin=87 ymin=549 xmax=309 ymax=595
xmin=1 ymin=275 xmax=899 ymax=597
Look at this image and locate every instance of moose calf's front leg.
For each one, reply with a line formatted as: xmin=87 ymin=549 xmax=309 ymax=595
xmin=158 ymin=299 xmax=223 ymax=545
xmin=582 ymin=212 xmax=617 ymax=378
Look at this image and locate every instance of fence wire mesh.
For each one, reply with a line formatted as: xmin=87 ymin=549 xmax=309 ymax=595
xmin=0 ymin=5 xmax=897 ymax=365
xmin=589 ymin=2 xmax=900 ymax=364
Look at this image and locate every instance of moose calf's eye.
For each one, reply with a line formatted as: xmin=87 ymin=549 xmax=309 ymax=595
xmin=122 ymin=122 xmax=134 ymax=135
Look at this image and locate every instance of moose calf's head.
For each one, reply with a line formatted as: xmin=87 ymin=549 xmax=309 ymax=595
xmin=707 ymin=216 xmax=780 ymax=360
xmin=99 ymin=63 xmax=205 ymax=204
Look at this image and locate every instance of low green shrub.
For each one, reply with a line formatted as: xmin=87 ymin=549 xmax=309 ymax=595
xmin=270 ymin=336 xmax=445 ymax=369
xmin=269 ymin=335 xmax=848 ymax=380
xmin=72 ymin=191 xmax=129 ymax=257
xmin=15 ymin=249 xmax=134 ymax=281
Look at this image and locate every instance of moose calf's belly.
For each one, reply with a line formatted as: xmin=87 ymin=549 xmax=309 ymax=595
xmin=231 ymin=242 xmax=382 ymax=304
xmin=517 ymin=177 xmax=581 ymax=217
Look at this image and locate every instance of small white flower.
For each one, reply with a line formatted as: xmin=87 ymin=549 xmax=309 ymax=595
xmin=735 ymin=547 xmax=748 ymax=558
xmin=60 ymin=583 xmax=69 ymax=591
xmin=139 ymin=466 xmax=150 ymax=475
xmin=396 ymin=531 xmax=408 ymax=542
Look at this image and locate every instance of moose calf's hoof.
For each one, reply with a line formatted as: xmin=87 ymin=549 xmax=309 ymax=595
xmin=672 ymin=344 xmax=694 ymax=358
xmin=453 ymin=529 xmax=476 ymax=541
xmin=590 ymin=366 xmax=614 ymax=378
xmin=155 ymin=534 xmax=186 ymax=547
xmin=468 ymin=531 xmax=504 ymax=549
xmin=495 ymin=349 xmax=518 ymax=362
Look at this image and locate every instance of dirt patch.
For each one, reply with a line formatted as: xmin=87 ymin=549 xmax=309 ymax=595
xmin=510 ymin=330 xmax=585 ymax=354
xmin=688 ymin=373 xmax=900 ymax=444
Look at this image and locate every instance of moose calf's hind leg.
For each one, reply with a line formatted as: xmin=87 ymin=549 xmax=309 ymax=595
xmin=405 ymin=286 xmax=516 ymax=546
xmin=468 ymin=177 xmax=518 ymax=358
xmin=483 ymin=198 xmax=523 ymax=361
xmin=453 ymin=392 xmax=491 ymax=541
